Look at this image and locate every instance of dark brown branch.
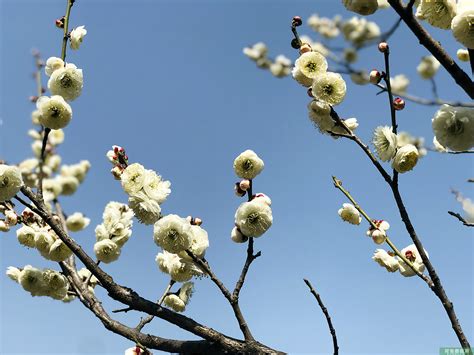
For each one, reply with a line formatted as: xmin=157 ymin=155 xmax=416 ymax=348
xmin=387 ymin=0 xmax=474 ymax=99
xmin=232 ymin=237 xmax=261 ymax=300
xmin=382 ymin=46 xmax=397 ymax=133
xmin=303 ymin=279 xmax=339 ymax=355
xmin=448 ymin=211 xmax=474 ymax=227
xmin=20 ymin=186 xmax=280 ymax=354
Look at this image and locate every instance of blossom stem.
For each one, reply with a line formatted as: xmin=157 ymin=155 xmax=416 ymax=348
xmin=135 ymin=279 xmax=176 ymax=332
xmin=60 ymin=0 xmax=75 ymax=62
xmin=447 ymin=211 xmax=474 ymax=227
xmin=303 ymin=279 xmax=339 ymax=355
xmin=331 ymin=176 xmax=433 ymax=285
xmin=382 ymin=47 xmax=397 ymax=134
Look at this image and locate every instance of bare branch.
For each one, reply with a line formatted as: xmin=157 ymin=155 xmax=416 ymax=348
xmin=448 ymin=211 xmax=474 ymax=227
xmin=303 ymin=279 xmax=339 ymax=355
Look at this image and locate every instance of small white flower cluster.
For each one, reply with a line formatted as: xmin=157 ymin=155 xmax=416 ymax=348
xmin=417 ymin=56 xmax=440 ymax=80
xmin=341 ymin=17 xmax=381 ymax=46
xmin=397 ymin=131 xmax=428 ymax=157
xmin=243 ymin=42 xmax=292 ymax=78
xmin=432 ymin=105 xmax=474 ymax=152
xmin=110 ymin=147 xmax=171 ymax=225
xmin=390 ymin=74 xmax=410 ymax=95
xmin=338 ymin=203 xmax=362 ymax=225
xmin=0 ymin=165 xmax=23 ymax=202
xmin=66 ymin=212 xmax=90 ymax=232
xmin=416 ymin=0 xmax=457 ymax=30
xmin=0 ymin=205 xmax=19 ymax=232
xmin=372 ymin=244 xmax=428 ymax=277
xmin=6 ymin=265 xmax=70 ymax=300
xmin=366 ymin=220 xmax=390 ymax=244
xmin=372 ymin=126 xmax=420 ymax=173
xmin=308 ymin=100 xmax=358 ymax=137
xmin=307 ymin=13 xmax=340 ymax=38
xmin=231 ymin=150 xmax=273 ymax=243
xmin=94 ymin=202 xmax=134 ymax=263
xmin=163 ymin=282 xmax=194 ymax=312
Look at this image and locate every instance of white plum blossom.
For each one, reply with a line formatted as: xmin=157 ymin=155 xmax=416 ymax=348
xmin=390 ymin=74 xmax=409 ymax=95
xmin=350 ymin=70 xmax=370 ymax=85
xmin=179 ymin=225 xmax=209 ymax=260
xmin=343 ymin=0 xmax=379 ymax=15
xmin=417 ymin=56 xmax=440 ymax=79
xmin=57 ymin=175 xmax=79 ymax=195
xmin=308 ymin=100 xmax=336 ymax=134
xmin=70 ymin=26 xmax=87 ymax=50
xmin=372 ymin=249 xmax=399 ymax=272
xmin=66 ymin=212 xmax=90 ymax=232
xmin=397 ymin=244 xmax=428 ymax=277
xmin=0 ymin=165 xmax=23 ymax=202
xmin=156 ymin=251 xmax=203 ymax=282
xmin=416 ymin=0 xmax=456 ymax=29
xmin=18 ymin=266 xmax=47 ymax=296
xmin=231 ymin=226 xmax=248 ymax=243
xmin=128 ymin=191 xmax=162 ymax=225
xmin=95 ymin=202 xmax=134 ymax=249
xmin=270 ymin=55 xmax=292 ymax=78
xmin=47 ymin=63 xmax=83 ymax=101
xmin=16 ymin=226 xmax=36 ymax=248
xmin=45 ymin=57 xmax=64 ymax=77
xmin=311 ymin=72 xmax=347 ymax=106
xmin=6 ymin=266 xmax=21 ymax=282
xmin=338 ymin=203 xmax=362 ymax=225
xmin=341 ymin=17 xmax=381 ymax=46
xmin=307 ymin=14 xmax=340 ymax=38
xmin=243 ymin=42 xmax=267 ymax=61
xmin=178 ymin=282 xmax=194 ymax=304
xmin=366 ymin=220 xmax=390 ymax=244
xmin=392 ymin=144 xmax=419 ymax=173
xmin=48 ymin=239 xmax=73 ymax=262
xmin=143 ymin=169 xmax=171 ymax=204
xmin=121 ymin=163 xmax=146 ymax=194
xmin=293 ymin=51 xmax=328 ymax=84
xmin=154 ymin=215 xmax=192 ymax=253
xmin=457 ymin=49 xmax=470 ymax=62
xmin=94 ymin=239 xmax=121 ymax=263
xmin=373 ymin=126 xmax=398 ymax=162
xmin=61 ymin=160 xmax=91 ymax=183
xmin=163 ymin=294 xmax=186 ymax=312
xmin=235 ymin=199 xmax=273 ymax=238
xmin=432 ymin=105 xmax=474 ymax=151
xmin=233 ymin=150 xmax=264 ymax=180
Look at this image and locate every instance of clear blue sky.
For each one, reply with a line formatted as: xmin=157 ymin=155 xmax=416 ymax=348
xmin=0 ymin=1 xmax=473 ymax=354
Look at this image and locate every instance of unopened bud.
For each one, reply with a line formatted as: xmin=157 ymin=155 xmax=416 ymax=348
xmin=55 ymin=17 xmax=65 ymax=28
xmin=299 ymin=43 xmax=312 ymax=54
xmin=239 ymin=179 xmax=251 ymax=191
xmin=369 ymin=70 xmax=382 ymax=84
xmin=111 ymin=166 xmax=123 ymax=180
xmin=378 ymin=42 xmax=389 ymax=53
xmin=234 ymin=183 xmax=246 ymax=197
xmin=0 ymin=220 xmax=10 ymax=232
xmin=393 ymin=97 xmax=405 ymax=110
xmin=187 ymin=216 xmax=203 ymax=226
xmin=5 ymin=210 xmax=18 ymax=226
xmin=292 ymin=16 xmax=302 ymax=27
xmin=231 ymin=226 xmax=248 ymax=243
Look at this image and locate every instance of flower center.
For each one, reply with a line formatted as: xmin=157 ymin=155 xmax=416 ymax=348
xmin=305 ymin=62 xmax=318 ymax=72
xmin=0 ymin=177 xmax=8 ymax=188
xmin=247 ymin=212 xmax=259 ymax=224
xmin=323 ymin=84 xmax=333 ymax=95
xmin=60 ymin=74 xmax=73 ymax=88
xmin=243 ymin=159 xmax=253 ymax=171
xmin=447 ymin=118 xmax=464 ymax=136
xmin=167 ymin=229 xmax=178 ymax=241
xmin=405 ymin=250 xmax=416 ymax=262
xmin=49 ymin=106 xmax=60 ymax=117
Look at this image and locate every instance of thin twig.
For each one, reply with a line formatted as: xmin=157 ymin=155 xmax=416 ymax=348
xmin=303 ymin=279 xmax=339 ymax=355
xmin=448 ymin=211 xmax=474 ymax=227
xmin=430 ymin=77 xmax=439 ymax=100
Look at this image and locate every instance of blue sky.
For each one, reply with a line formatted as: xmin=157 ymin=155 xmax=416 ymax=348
xmin=0 ymin=0 xmax=473 ymax=354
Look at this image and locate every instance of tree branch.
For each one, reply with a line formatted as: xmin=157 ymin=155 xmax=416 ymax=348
xmin=303 ymin=279 xmax=339 ymax=355
xmin=447 ymin=211 xmax=474 ymax=227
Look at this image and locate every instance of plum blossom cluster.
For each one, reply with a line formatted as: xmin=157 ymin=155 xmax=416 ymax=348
xmin=372 ymin=126 xmax=420 ymax=173
xmin=94 ymin=202 xmax=134 ymax=263
xmin=243 ymin=42 xmax=292 ymax=78
xmin=108 ymin=146 xmax=171 ymax=225
xmin=231 ymin=150 xmax=273 ymax=243
xmin=373 ymin=244 xmax=428 ymax=277
xmin=163 ymin=281 xmax=194 ymax=312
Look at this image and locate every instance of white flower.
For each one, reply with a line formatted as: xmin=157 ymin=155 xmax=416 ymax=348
xmin=45 ymin=57 xmax=64 ymax=77
xmin=42 ymin=178 xmax=62 ymax=202
xmin=233 ymin=150 xmax=264 ymax=180
xmin=432 ymin=105 xmax=474 ymax=151
xmin=128 ymin=191 xmax=161 ymax=225
xmin=163 ymin=294 xmax=186 ymax=312
xmin=6 ymin=266 xmax=21 ymax=282
xmin=308 ymin=100 xmax=336 ymax=134
xmin=231 ymin=226 xmax=248 ymax=243
xmin=70 ymin=26 xmax=87 ymax=50
xmin=343 ymin=48 xmax=358 ymax=63
xmin=350 ymin=70 xmax=370 ymax=85
xmin=338 ymin=203 xmax=361 ymax=225
xmin=366 ymin=220 xmax=390 ymax=244
xmin=34 ymin=230 xmax=55 ymax=254
xmin=292 ymin=67 xmax=315 ymax=87
xmin=36 ymin=95 xmax=72 ymax=130
xmin=372 ymin=249 xmax=399 ymax=272
xmin=46 ymin=155 xmax=62 ymax=172
xmin=66 ymin=212 xmax=90 ymax=232
xmin=156 ymin=251 xmax=201 ymax=282
xmin=57 ymin=175 xmax=79 ymax=195
xmin=373 ymin=126 xmax=398 ymax=161
xmin=295 ymin=51 xmax=328 ymax=80
xmin=397 ymin=244 xmax=428 ymax=277
xmin=143 ymin=169 xmax=171 ymax=204
xmin=390 ymin=74 xmax=409 ymax=95
xmin=311 ymin=72 xmax=347 ymax=106
xmin=179 ymin=282 xmax=194 ymax=303
xmin=48 ymin=239 xmax=73 ymax=262
xmin=343 ymin=0 xmax=379 ymax=15
xmin=342 ymin=17 xmax=381 ymax=46
xmin=416 ymin=0 xmax=456 ymax=29
xmin=19 ymin=266 xmax=47 ymax=296
xmin=179 ymin=225 xmax=209 ymax=260
xmin=0 ymin=165 xmax=23 ymax=202
xmin=61 ymin=161 xmax=90 ymax=183
xmin=392 ymin=144 xmax=419 ymax=173
xmin=48 ymin=129 xmax=65 ymax=146
xmin=235 ymin=199 xmax=273 ymax=238
xmin=94 ymin=239 xmax=121 ymax=263
xmin=417 ymin=56 xmax=440 ymax=79
xmin=121 ymin=163 xmax=146 ymax=194
xmin=154 ymin=215 xmax=192 ymax=253
xmin=433 ymin=136 xmax=447 ymax=152
xmin=243 ymin=42 xmax=267 ymax=61
xmin=0 ymin=220 xmax=10 ymax=232
xmin=457 ymin=49 xmax=470 ymax=61
xmin=397 ymin=132 xmax=427 ymax=158
xmin=47 ymin=64 xmax=83 ymax=101
xmin=16 ymin=225 xmax=36 ymax=248
xmin=253 ymin=193 xmax=272 ymax=206
xmin=32 ymin=110 xmax=42 ymax=125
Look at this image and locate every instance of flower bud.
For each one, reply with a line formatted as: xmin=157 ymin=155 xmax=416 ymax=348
xmin=231 ymin=227 xmax=248 ymax=243
xmin=5 ymin=210 xmax=18 ymax=226
xmin=369 ymin=70 xmax=382 ymax=84
xmin=239 ymin=179 xmax=251 ymax=192
xmin=393 ymin=97 xmax=405 ymax=111
xmin=292 ymin=16 xmax=303 ymax=27
xmin=378 ymin=42 xmax=389 ymax=53
xmin=299 ymin=43 xmax=312 ymax=54
xmin=0 ymin=220 xmax=10 ymax=232
xmin=55 ymin=18 xmax=65 ymax=28
xmin=234 ymin=183 xmax=246 ymax=197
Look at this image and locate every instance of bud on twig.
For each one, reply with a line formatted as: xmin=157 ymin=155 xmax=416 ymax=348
xmin=239 ymin=179 xmax=251 ymax=192
xmin=393 ymin=97 xmax=405 ymax=110
xmin=299 ymin=43 xmax=312 ymax=54
xmin=369 ymin=70 xmax=382 ymax=84
xmin=55 ymin=16 xmax=65 ymax=28
xmin=378 ymin=42 xmax=389 ymax=53
xmin=292 ymin=16 xmax=302 ymax=27
xmin=234 ymin=182 xmax=246 ymax=197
